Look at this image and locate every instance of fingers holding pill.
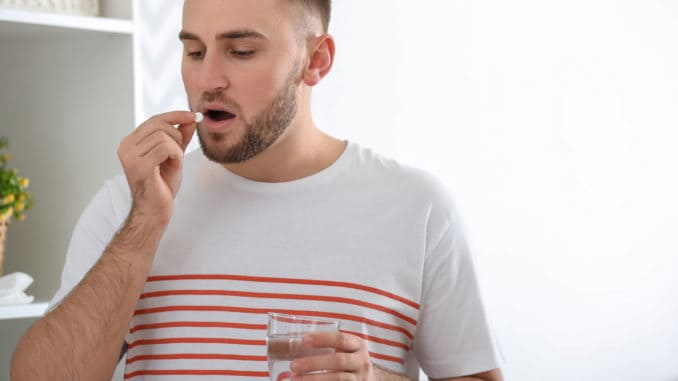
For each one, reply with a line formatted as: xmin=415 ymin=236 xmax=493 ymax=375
xmin=118 ymin=110 xmax=200 ymax=225
xmin=177 ymin=117 xmax=199 ymax=152
xmin=147 ymin=110 xmax=200 ymax=152
xmin=122 ymin=125 xmax=179 ymax=164
xmin=176 ymin=112 xmax=202 ymax=151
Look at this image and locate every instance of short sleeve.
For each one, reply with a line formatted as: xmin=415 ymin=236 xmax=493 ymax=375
xmin=413 ymin=205 xmax=503 ymax=378
xmin=48 ymin=177 xmax=130 ymax=311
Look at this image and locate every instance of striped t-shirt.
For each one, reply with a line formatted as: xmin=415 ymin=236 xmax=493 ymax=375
xmin=51 ymin=142 xmax=502 ymax=380
xmin=124 ymin=273 xmax=419 ymax=379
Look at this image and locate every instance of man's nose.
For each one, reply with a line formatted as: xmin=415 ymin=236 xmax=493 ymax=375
xmin=198 ymin=50 xmax=230 ymax=92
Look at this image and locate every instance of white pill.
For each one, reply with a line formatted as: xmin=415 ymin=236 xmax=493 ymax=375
xmin=195 ymin=112 xmax=204 ymax=123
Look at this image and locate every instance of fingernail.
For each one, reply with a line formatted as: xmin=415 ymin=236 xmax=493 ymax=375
xmin=290 ymin=360 xmax=300 ymax=372
xmin=194 ymin=112 xmax=204 ymax=123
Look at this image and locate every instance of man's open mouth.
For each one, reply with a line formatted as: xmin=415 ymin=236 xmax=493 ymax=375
xmin=205 ymin=109 xmax=236 ymax=121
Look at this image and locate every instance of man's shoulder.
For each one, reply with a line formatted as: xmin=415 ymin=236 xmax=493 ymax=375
xmin=350 ymin=143 xmax=452 ymax=203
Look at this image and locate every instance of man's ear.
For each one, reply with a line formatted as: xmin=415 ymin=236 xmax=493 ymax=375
xmin=302 ymin=34 xmax=335 ymax=86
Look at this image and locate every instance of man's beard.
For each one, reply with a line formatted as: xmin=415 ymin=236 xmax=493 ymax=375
xmin=196 ymin=67 xmax=300 ymax=164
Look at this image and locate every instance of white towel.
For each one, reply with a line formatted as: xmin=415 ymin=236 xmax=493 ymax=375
xmin=0 ymin=272 xmax=35 ymax=305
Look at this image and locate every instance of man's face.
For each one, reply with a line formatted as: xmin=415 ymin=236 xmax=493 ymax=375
xmin=181 ymin=0 xmax=303 ymax=163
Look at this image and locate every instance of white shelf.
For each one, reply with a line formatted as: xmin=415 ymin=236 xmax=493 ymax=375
xmin=0 ymin=301 xmax=48 ymax=320
xmin=0 ymin=8 xmax=132 ymax=40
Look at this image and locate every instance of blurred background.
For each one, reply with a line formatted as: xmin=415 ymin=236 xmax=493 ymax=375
xmin=1 ymin=0 xmax=677 ymax=380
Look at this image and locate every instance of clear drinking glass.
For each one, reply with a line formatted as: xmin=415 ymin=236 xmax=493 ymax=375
xmin=266 ymin=313 xmax=340 ymax=381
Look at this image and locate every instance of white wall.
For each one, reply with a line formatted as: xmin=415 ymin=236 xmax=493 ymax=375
xmin=130 ymin=1 xmax=678 ymax=380
xmin=315 ymin=1 xmax=678 ymax=380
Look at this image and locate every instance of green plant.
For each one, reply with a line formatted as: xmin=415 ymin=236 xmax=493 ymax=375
xmin=0 ymin=137 xmax=33 ymax=223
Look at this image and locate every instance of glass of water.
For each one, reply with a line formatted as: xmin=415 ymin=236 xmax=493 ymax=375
xmin=267 ymin=313 xmax=340 ymax=381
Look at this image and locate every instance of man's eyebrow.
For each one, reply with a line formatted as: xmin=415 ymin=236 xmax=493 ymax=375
xmin=178 ymin=29 xmax=268 ymax=41
xmin=178 ymin=30 xmax=200 ymax=41
xmin=218 ymin=29 xmax=267 ymax=40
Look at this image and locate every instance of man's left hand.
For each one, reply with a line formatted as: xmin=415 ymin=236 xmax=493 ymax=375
xmin=289 ymin=330 xmax=376 ymax=381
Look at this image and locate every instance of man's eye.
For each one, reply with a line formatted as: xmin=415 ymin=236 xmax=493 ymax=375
xmin=187 ymin=51 xmax=204 ymax=58
xmin=232 ymin=50 xmax=255 ymax=58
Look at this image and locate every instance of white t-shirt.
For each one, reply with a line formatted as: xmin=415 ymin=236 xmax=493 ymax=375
xmin=50 ymin=141 xmax=502 ymax=380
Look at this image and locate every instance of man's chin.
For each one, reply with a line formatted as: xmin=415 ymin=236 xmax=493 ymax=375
xmin=198 ymin=132 xmax=257 ymax=164
xmin=198 ymin=131 xmax=232 ymax=161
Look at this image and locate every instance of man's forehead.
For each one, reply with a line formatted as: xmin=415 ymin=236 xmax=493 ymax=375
xmin=182 ymin=0 xmax=285 ymax=23
xmin=182 ymin=0 xmax=287 ymax=39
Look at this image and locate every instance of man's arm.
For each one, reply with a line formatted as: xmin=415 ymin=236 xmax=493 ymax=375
xmin=11 ymin=211 xmax=166 ymax=380
xmin=10 ymin=111 xmax=198 ymax=381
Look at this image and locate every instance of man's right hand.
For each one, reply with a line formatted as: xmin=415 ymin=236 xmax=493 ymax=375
xmin=117 ymin=111 xmax=198 ymax=225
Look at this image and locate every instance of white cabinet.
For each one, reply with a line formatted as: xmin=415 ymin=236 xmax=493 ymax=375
xmin=0 ymin=3 xmax=138 ymax=378
xmin=0 ymin=4 xmax=136 ymax=304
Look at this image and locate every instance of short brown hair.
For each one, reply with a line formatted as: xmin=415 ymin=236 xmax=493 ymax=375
xmin=286 ymin=0 xmax=331 ymax=33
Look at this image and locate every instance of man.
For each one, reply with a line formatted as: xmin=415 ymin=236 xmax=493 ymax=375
xmin=11 ymin=1 xmax=503 ymax=380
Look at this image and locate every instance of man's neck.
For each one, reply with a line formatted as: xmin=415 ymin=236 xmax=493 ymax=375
xmin=223 ymin=123 xmax=346 ymax=183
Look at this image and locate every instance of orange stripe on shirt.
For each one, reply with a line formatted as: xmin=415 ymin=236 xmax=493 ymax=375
xmin=140 ymin=289 xmax=417 ymax=326
xmin=129 ymin=320 xmax=266 ymax=334
xmin=133 ymin=305 xmax=414 ymax=340
xmin=369 ymin=351 xmax=405 ymax=364
xmin=124 ymin=369 xmax=269 ymax=379
xmin=126 ymin=353 xmax=267 ymax=364
xmin=146 ymin=274 xmax=420 ymax=309
xmin=127 ymin=337 xmax=266 ymax=350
